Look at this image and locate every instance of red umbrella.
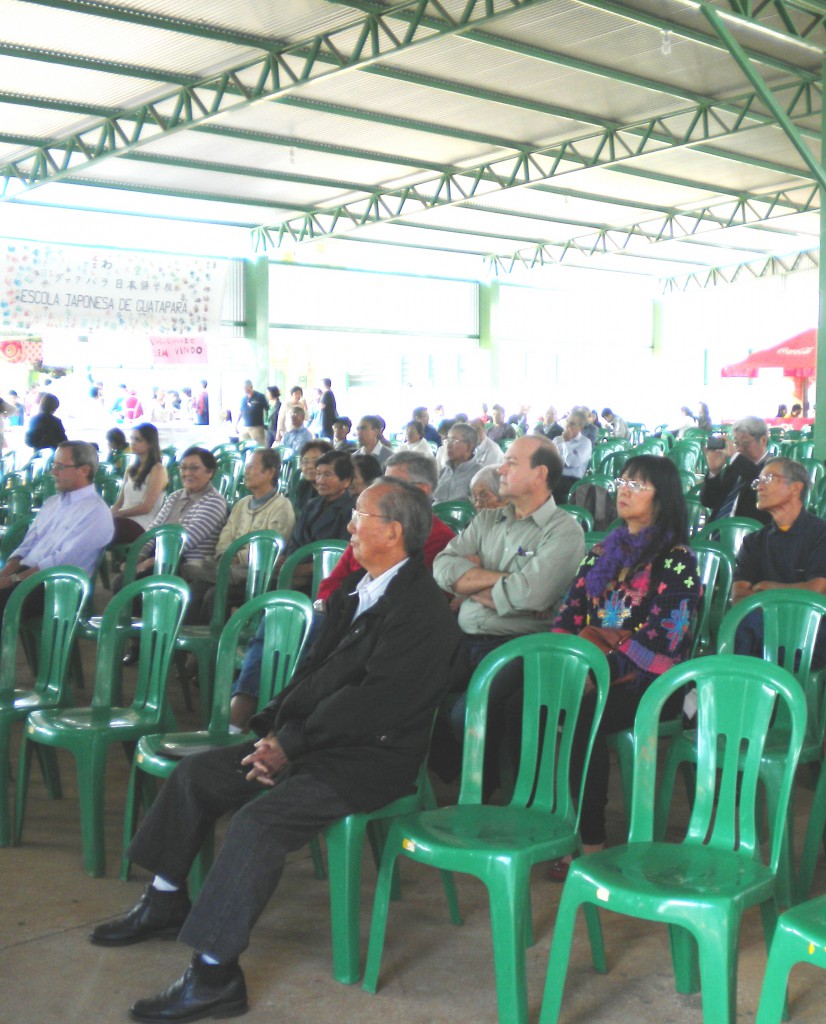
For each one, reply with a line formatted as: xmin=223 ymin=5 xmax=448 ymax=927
xmin=721 ymin=328 xmax=816 ymax=379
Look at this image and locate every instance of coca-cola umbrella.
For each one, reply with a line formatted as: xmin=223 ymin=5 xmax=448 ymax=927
xmin=721 ymin=328 xmax=816 ymax=412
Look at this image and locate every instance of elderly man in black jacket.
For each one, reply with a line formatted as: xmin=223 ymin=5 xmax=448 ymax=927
xmin=91 ymin=477 xmax=465 ymax=1023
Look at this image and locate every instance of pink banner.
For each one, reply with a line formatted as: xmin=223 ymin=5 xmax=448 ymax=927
xmin=149 ymin=335 xmax=208 ymax=364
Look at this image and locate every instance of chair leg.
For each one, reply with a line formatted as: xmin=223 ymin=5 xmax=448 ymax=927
xmin=13 ymin=733 xmax=36 ymax=844
xmin=796 ymin=759 xmax=826 ymax=903
xmin=538 ymin=881 xmax=584 ymax=1024
xmin=668 ymin=923 xmax=700 ymax=994
xmin=325 ymin=815 xmax=370 ymax=985
xmin=361 ymin=833 xmax=403 ymax=994
xmin=76 ymin=745 xmax=109 ymax=877
xmin=761 ymin=763 xmax=796 ymax=907
xmin=35 ymin=744 xmax=63 ymax=799
xmin=120 ymin=756 xmax=144 ymax=881
xmin=310 ymin=836 xmax=326 ymax=880
xmin=0 ymin=720 xmax=12 ymax=847
xmin=694 ymin=908 xmax=743 ymax=1024
xmin=487 ymin=861 xmax=532 ymax=1024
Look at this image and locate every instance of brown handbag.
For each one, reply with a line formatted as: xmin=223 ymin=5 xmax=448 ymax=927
xmin=578 ymin=625 xmax=636 ymax=685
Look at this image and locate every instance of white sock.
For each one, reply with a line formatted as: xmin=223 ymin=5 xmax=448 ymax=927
xmin=228 ymin=724 xmax=242 ymax=734
xmin=200 ymin=953 xmax=221 ymax=965
xmin=152 ymin=875 xmax=179 ymax=892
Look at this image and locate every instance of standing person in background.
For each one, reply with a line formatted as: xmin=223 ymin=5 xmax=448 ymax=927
xmin=7 ymin=390 xmax=24 ymax=426
xmin=236 ymin=381 xmax=268 ymax=446
xmin=25 ymin=393 xmax=67 ymax=451
xmin=274 ymin=386 xmax=307 ymax=443
xmin=265 ymin=387 xmax=281 ymax=446
xmin=319 ymin=378 xmax=337 ymax=440
xmin=111 ymin=423 xmax=169 ymax=544
xmin=195 ymin=380 xmax=210 ymax=426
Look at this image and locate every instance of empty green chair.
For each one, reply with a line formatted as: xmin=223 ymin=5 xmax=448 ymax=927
xmin=0 ymin=514 xmax=34 ymax=569
xmin=0 ymin=566 xmax=90 ymax=846
xmin=432 ymin=499 xmax=476 ymax=533
xmin=362 ymin=633 xmax=610 ymax=1024
xmin=277 ymin=539 xmax=348 ymax=599
xmin=684 ymin=496 xmax=707 ymax=535
xmin=755 ymin=894 xmax=826 ymax=1024
xmin=539 ymin=655 xmax=806 ymax=1024
xmin=694 ymin=515 xmax=762 ymax=562
xmin=15 ymin=576 xmax=189 ymax=876
xmin=175 ymin=528 xmax=285 ymax=723
xmin=687 ymin=538 xmax=734 ymax=654
xmin=121 ymin=590 xmax=313 ymax=885
xmin=557 ymin=504 xmax=593 ymax=532
xmin=656 ymin=591 xmax=826 ymax=905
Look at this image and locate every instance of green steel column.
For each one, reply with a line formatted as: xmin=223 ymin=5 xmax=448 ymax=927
xmin=479 ymin=278 xmax=498 ymax=387
xmin=818 ymin=58 xmax=826 ymax=458
xmin=244 ymin=256 xmax=270 ymax=386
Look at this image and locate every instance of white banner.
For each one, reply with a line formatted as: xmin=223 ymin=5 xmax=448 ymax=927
xmin=0 ymin=242 xmax=227 ymax=334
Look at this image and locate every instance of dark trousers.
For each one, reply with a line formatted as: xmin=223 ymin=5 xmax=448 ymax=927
xmin=569 ymin=685 xmax=682 ymax=845
xmin=127 ymin=743 xmax=353 ymax=962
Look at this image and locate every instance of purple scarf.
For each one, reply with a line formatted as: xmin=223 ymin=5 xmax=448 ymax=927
xmin=585 ymin=524 xmax=673 ymax=599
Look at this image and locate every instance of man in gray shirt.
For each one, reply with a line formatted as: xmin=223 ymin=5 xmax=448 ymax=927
xmin=433 ymin=422 xmax=480 ymax=503
xmin=432 ymin=435 xmax=585 ymax=794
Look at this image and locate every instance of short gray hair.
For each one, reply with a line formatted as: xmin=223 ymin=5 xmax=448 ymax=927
xmin=369 ymin=478 xmax=432 ymax=555
xmin=733 ymin=415 xmax=768 ymax=440
xmin=449 ymin=422 xmax=478 ymax=451
xmin=385 ymin=450 xmax=438 ymax=493
xmin=58 ymin=440 xmax=98 ymax=483
xmin=252 ymin=447 xmax=281 ymax=482
xmin=471 ymin=465 xmax=502 ymax=496
xmin=765 ymin=457 xmax=811 ymax=501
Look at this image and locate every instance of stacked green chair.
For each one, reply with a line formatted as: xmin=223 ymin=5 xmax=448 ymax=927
xmin=362 ymin=633 xmax=611 ymax=1024
xmin=655 ymin=591 xmax=826 ymax=906
xmin=800 ymin=457 xmax=825 ymax=511
xmin=0 ymin=514 xmax=34 ymax=569
xmin=175 ymin=529 xmax=285 ymax=723
xmin=686 ymin=538 xmax=734 ymax=655
xmin=684 ymin=496 xmax=707 ymax=535
xmin=0 ymin=566 xmax=90 ymax=846
xmin=277 ymin=539 xmax=348 ymax=598
xmin=539 ymin=654 xmax=806 ymax=1024
xmin=597 ymin=449 xmax=631 ymax=478
xmin=15 ymin=576 xmax=189 ymax=876
xmin=432 ymin=499 xmax=476 ymax=533
xmin=121 ymin=590 xmax=313 ymax=886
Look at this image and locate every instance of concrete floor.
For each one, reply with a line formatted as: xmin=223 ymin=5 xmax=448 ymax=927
xmin=4 ymin=612 xmax=826 ymax=1024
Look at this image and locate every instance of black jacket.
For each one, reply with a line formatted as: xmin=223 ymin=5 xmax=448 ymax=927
xmin=701 ymin=453 xmax=771 ymax=525
xmin=251 ymin=555 xmax=465 ymax=811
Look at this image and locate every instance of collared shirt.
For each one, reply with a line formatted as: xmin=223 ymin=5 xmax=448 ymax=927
xmin=355 ymin=441 xmax=393 ymax=467
xmin=281 ymin=426 xmax=313 ymax=452
xmin=433 ymin=457 xmax=480 ymax=503
xmin=352 ymin=558 xmax=409 ymax=620
xmin=433 ymin=496 xmax=585 ymax=636
xmin=12 ymin=483 xmax=114 ymax=577
xmin=474 ymin=435 xmax=505 ymax=468
xmin=735 ymin=509 xmax=826 ymax=587
xmin=553 ymin=433 xmax=592 ymax=478
xmin=149 ymin=484 xmax=228 ymax=562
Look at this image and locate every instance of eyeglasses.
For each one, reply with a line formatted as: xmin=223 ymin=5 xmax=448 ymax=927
xmin=52 ymin=462 xmax=79 ymax=472
xmin=350 ymin=508 xmax=391 ymax=523
xmin=751 ymin=473 xmax=789 ymax=489
xmin=445 ymin=436 xmax=467 ymax=446
xmin=614 ymin=478 xmax=653 ymax=492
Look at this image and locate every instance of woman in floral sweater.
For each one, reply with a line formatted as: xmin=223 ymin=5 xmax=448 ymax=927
xmin=551 ymin=454 xmax=701 ymax=864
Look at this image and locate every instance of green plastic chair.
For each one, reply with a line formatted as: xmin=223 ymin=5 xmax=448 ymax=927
xmin=0 ymin=514 xmax=34 ymax=569
xmin=596 ymin=449 xmax=631 ymax=478
xmin=277 ymin=539 xmax=348 ymax=599
xmin=656 ymin=591 xmax=826 ymax=907
xmin=567 ymin=472 xmax=616 ymax=504
xmin=684 ymin=496 xmax=707 ymax=535
xmin=0 ymin=485 xmax=33 ymax=525
xmin=557 ymin=504 xmax=594 ymax=532
xmin=687 ymin=538 xmax=734 ymax=654
xmin=15 ymin=576 xmax=189 ymax=877
xmin=0 ymin=566 xmax=90 ymax=846
xmin=694 ymin=515 xmax=762 ymax=562
xmin=539 ymin=654 xmax=806 ymax=1024
xmin=121 ymin=590 xmax=313 ymax=885
xmin=432 ymin=499 xmax=476 ymax=533
xmin=800 ymin=457 xmax=824 ymax=510
xmin=175 ymin=528 xmax=285 ymax=724
xmin=362 ymin=633 xmax=611 ymax=1024
xmin=755 ymin=893 xmax=826 ymax=1024
xmin=666 ymin=440 xmax=703 ymax=474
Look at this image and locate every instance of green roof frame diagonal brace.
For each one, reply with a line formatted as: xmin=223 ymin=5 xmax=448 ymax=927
xmin=0 ymin=0 xmax=550 ymax=199
xmin=701 ymin=2 xmax=826 ymax=190
xmin=253 ymin=79 xmax=820 ymax=250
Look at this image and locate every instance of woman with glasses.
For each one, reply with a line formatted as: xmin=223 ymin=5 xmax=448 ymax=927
xmin=547 ymin=455 xmax=701 ymax=874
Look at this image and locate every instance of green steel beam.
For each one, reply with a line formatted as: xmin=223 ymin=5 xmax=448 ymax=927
xmin=702 ymin=2 xmax=826 ymax=189
xmin=1 ymin=0 xmax=550 ymax=197
xmin=494 ymin=182 xmax=819 ymax=266
xmin=0 ymin=41 xmax=196 ymax=85
xmin=254 ymin=80 xmax=821 ymax=248
xmin=660 ymin=247 xmax=819 ymax=290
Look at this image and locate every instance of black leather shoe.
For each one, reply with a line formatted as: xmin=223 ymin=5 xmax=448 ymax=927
xmin=130 ymin=955 xmax=248 ymax=1022
xmin=90 ymin=885 xmax=191 ymax=947
xmin=122 ymin=643 xmax=139 ymax=666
